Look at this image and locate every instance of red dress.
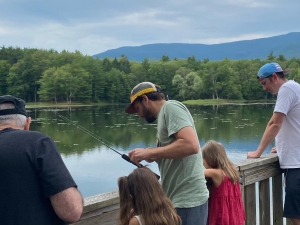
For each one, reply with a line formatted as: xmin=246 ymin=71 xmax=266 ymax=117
xmin=208 ymin=175 xmax=246 ymax=225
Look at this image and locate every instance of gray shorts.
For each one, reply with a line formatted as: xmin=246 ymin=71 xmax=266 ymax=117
xmin=283 ymin=168 xmax=300 ymax=219
xmin=176 ymin=200 xmax=208 ymax=225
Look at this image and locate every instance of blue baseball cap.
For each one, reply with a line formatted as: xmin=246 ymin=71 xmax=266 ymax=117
xmin=257 ymin=62 xmax=290 ymax=81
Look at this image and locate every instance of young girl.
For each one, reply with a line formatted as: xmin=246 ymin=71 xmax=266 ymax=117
xmin=202 ymin=140 xmax=246 ymax=225
xmin=118 ymin=167 xmax=181 ymax=225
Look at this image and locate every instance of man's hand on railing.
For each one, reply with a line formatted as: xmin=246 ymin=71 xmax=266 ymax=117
xmin=247 ymin=151 xmax=261 ymax=158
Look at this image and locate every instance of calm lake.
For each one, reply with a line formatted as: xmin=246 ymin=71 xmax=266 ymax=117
xmin=27 ymin=103 xmax=275 ymax=198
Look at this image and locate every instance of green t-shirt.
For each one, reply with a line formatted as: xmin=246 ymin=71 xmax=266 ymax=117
xmin=156 ymin=100 xmax=209 ymax=208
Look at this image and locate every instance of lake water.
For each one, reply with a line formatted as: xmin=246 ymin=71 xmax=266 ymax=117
xmin=27 ymin=103 xmax=275 ymax=198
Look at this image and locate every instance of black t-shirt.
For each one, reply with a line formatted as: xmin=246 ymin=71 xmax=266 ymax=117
xmin=0 ymin=128 xmax=77 ymax=225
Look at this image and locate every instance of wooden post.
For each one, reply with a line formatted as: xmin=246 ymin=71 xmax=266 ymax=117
xmin=272 ymin=174 xmax=283 ymax=225
xmin=244 ymin=183 xmax=256 ymax=225
xmin=259 ymin=179 xmax=270 ymax=225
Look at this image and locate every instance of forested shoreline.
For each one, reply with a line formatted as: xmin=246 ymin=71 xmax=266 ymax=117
xmin=0 ymin=46 xmax=299 ymax=103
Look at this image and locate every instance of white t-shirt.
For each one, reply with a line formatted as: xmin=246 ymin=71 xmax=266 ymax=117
xmin=274 ymin=80 xmax=300 ymax=168
xmin=134 ymin=215 xmax=143 ymax=225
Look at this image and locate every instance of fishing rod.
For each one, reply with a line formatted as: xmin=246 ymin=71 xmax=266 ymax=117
xmin=49 ymin=108 xmax=160 ymax=180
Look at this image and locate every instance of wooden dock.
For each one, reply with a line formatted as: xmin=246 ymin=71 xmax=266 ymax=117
xmin=72 ymin=153 xmax=293 ymax=225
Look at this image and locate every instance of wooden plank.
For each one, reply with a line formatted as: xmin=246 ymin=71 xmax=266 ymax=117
xmin=259 ymin=179 xmax=270 ymax=225
xmin=272 ymin=174 xmax=283 ymax=225
xmin=242 ymin=161 xmax=281 ymax=186
xmin=236 ymin=153 xmax=278 ymax=171
xmin=79 ymin=204 xmax=119 ymax=221
xmin=82 ymin=190 xmax=119 ymax=214
xmin=73 ymin=208 xmax=119 ymax=225
xmin=70 ymin=190 xmax=120 ymax=225
xmin=244 ymin=183 xmax=256 ymax=225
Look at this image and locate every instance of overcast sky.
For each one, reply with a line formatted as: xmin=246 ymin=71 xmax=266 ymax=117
xmin=1 ymin=0 xmax=299 ymax=56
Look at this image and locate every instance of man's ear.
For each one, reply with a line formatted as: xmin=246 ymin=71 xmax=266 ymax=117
xmin=142 ymin=95 xmax=148 ymax=102
xmin=24 ymin=116 xmax=31 ymax=130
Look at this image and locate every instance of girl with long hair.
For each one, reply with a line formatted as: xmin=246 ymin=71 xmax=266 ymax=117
xmin=118 ymin=167 xmax=181 ymax=225
xmin=202 ymin=140 xmax=245 ymax=225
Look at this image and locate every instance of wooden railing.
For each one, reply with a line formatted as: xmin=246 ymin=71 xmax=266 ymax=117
xmin=72 ymin=190 xmax=119 ymax=225
xmin=236 ymin=153 xmax=292 ymax=225
xmin=72 ymin=153 xmax=292 ymax=225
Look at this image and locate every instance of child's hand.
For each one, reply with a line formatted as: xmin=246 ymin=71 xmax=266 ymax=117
xmin=271 ymin=147 xmax=277 ymax=153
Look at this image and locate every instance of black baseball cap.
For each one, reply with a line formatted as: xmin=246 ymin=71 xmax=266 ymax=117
xmin=0 ymin=95 xmax=28 ymax=117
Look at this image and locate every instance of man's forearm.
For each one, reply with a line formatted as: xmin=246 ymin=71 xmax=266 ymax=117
xmin=256 ymin=122 xmax=281 ymax=156
xmin=50 ymin=187 xmax=83 ymax=223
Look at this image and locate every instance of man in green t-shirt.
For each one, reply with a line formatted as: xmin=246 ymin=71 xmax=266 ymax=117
xmin=126 ymin=82 xmax=209 ymax=225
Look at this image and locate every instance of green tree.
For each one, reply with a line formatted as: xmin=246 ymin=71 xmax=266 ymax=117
xmin=138 ymin=58 xmax=150 ymax=81
xmin=105 ymin=68 xmax=130 ymax=102
xmin=38 ymin=67 xmax=60 ymax=103
xmin=0 ymin=60 xmax=10 ymax=95
xmin=112 ymin=57 xmax=120 ymax=70
xmin=119 ymin=55 xmax=131 ymax=74
xmin=201 ymin=62 xmax=221 ymax=99
xmin=277 ymin=54 xmax=286 ymax=62
xmin=102 ymin=58 xmax=112 ymax=72
xmin=203 ymin=58 xmax=209 ymax=63
xmin=267 ymin=51 xmax=276 ymax=61
xmin=160 ymin=55 xmax=170 ymax=62
xmin=53 ymin=64 xmax=92 ymax=103
xmin=173 ymin=72 xmax=202 ymax=100
xmin=0 ymin=46 xmax=27 ymax=65
xmin=187 ymin=56 xmax=200 ymax=71
xmin=7 ymin=63 xmax=30 ymax=99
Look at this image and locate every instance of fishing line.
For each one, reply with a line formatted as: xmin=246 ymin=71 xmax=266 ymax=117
xmin=48 ymin=108 xmax=160 ymax=180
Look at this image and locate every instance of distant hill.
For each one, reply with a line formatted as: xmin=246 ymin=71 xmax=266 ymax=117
xmin=93 ymin=32 xmax=300 ymax=61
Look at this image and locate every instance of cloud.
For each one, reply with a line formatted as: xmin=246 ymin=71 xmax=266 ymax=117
xmin=222 ymin=0 xmax=272 ymax=8
xmin=0 ymin=0 xmax=299 ymax=55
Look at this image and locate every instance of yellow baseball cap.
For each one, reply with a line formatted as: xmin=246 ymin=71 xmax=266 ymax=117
xmin=125 ymin=82 xmax=158 ymax=114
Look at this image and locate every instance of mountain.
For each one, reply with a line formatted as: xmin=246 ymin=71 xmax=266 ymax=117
xmin=93 ymin=32 xmax=300 ymax=61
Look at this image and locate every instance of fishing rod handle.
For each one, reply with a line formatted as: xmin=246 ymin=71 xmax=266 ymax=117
xmin=121 ymin=154 xmax=160 ymax=180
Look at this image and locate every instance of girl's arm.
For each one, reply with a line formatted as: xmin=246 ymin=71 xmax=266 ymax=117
xmin=204 ymin=169 xmax=224 ymax=188
xmin=129 ymin=217 xmax=140 ymax=225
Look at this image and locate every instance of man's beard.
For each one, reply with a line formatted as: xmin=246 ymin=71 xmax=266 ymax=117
xmin=143 ymin=107 xmax=156 ymax=123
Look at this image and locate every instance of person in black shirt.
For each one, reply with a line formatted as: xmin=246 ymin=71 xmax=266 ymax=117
xmin=0 ymin=95 xmax=83 ymax=225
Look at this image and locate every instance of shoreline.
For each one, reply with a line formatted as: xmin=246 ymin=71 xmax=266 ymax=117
xmin=26 ymin=99 xmax=276 ymax=108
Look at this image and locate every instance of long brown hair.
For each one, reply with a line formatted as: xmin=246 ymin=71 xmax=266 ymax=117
xmin=202 ymin=140 xmax=239 ymax=184
xmin=118 ymin=167 xmax=181 ymax=225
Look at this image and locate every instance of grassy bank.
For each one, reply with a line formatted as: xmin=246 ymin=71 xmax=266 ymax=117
xmin=182 ymin=99 xmax=276 ymax=105
xmin=25 ymin=99 xmax=276 ymax=108
xmin=25 ymin=102 xmax=109 ymax=108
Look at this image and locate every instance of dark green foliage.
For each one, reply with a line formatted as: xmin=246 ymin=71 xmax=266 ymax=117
xmin=0 ymin=46 xmax=300 ymax=103
xmin=119 ymin=55 xmax=131 ymax=74
xmin=160 ymin=55 xmax=170 ymax=62
xmin=102 ymin=57 xmax=112 ymax=72
xmin=0 ymin=60 xmax=10 ymax=95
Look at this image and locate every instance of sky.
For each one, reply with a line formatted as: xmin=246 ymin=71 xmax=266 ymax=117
xmin=1 ymin=0 xmax=300 ymax=56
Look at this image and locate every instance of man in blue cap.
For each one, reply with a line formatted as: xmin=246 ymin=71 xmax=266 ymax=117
xmin=247 ymin=63 xmax=300 ymax=225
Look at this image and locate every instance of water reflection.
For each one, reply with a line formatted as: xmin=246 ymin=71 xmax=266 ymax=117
xmin=28 ymin=104 xmax=275 ymax=197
